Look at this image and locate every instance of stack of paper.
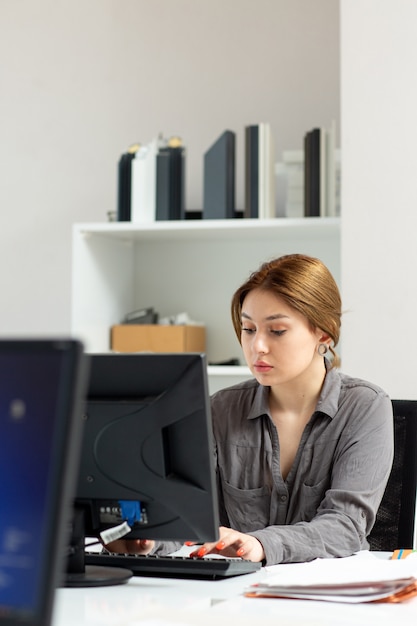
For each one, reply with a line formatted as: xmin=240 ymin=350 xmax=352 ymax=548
xmin=245 ymin=553 xmax=417 ymax=603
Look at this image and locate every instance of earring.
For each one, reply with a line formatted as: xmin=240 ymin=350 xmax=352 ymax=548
xmin=318 ymin=343 xmax=328 ymax=356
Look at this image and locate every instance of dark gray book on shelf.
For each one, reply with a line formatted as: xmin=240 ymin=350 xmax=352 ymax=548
xmin=117 ymin=151 xmax=135 ymax=221
xmin=203 ymin=130 xmax=236 ymax=219
xmin=244 ymin=125 xmax=259 ymax=218
xmin=304 ymin=128 xmax=321 ymax=217
xmin=156 ymin=146 xmax=185 ymax=220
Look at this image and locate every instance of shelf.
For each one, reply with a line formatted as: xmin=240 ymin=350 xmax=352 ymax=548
xmin=207 ymin=365 xmax=251 ymax=377
xmin=72 ymin=216 xmax=340 ymax=389
xmin=75 ymin=217 xmax=340 ymax=243
xmin=207 ymin=365 xmax=252 ymax=394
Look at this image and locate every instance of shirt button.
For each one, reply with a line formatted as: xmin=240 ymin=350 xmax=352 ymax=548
xmin=280 ymin=495 xmax=287 ymax=502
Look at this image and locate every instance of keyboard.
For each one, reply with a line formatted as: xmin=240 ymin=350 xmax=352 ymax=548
xmin=85 ymin=551 xmax=262 ymax=580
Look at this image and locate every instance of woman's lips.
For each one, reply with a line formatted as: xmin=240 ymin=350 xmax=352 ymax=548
xmin=253 ymin=361 xmax=273 ymax=372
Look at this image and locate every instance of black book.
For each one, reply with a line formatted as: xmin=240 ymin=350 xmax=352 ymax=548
xmin=309 ymin=128 xmax=321 ymax=217
xmin=203 ymin=130 xmax=236 ymax=219
xmin=117 ymin=150 xmax=135 ymax=221
xmin=244 ymin=125 xmax=259 ymax=218
xmin=304 ymin=128 xmax=321 ymax=217
xmin=303 ymin=132 xmax=311 ymax=217
xmin=156 ymin=146 xmax=185 ymax=220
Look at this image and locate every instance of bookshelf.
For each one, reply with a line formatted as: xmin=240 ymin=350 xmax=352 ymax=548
xmin=72 ymin=217 xmax=340 ymax=393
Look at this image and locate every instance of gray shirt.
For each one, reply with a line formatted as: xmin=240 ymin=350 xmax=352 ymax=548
xmin=211 ymin=365 xmax=394 ymax=565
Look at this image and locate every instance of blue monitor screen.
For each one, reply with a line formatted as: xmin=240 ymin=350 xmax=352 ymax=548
xmin=0 ymin=340 xmax=86 ymax=626
xmin=0 ymin=354 xmax=62 ymax=611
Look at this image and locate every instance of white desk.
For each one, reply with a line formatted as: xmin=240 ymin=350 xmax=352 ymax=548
xmin=52 ymin=555 xmax=417 ymax=626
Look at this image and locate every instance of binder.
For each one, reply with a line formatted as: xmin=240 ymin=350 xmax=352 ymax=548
xmin=244 ymin=125 xmax=259 ymax=218
xmin=308 ymin=127 xmax=321 ymax=217
xmin=117 ymin=144 xmax=139 ymax=221
xmin=203 ymin=130 xmax=236 ymax=219
xmin=304 ymin=126 xmax=335 ymax=217
xmin=155 ymin=140 xmax=185 ymax=220
xmin=244 ymin=123 xmax=275 ymax=219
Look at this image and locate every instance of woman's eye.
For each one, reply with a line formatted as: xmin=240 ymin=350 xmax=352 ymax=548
xmin=241 ymin=327 xmax=255 ymax=334
xmin=271 ymin=329 xmax=286 ymax=336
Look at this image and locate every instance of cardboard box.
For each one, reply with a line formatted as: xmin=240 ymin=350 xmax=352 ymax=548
xmin=111 ymin=324 xmax=206 ymax=353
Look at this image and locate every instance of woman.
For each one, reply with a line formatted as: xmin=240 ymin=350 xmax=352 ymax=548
xmin=108 ymin=253 xmax=394 ymax=565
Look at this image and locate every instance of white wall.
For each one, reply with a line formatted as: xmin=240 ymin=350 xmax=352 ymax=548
xmin=0 ymin=0 xmax=339 ymax=336
xmin=340 ymin=0 xmax=417 ymax=399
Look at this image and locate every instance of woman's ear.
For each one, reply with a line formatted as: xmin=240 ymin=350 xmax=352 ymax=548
xmin=316 ymin=329 xmax=331 ymax=346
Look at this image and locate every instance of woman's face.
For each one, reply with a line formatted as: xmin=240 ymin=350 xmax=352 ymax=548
xmin=240 ymin=288 xmax=324 ymax=387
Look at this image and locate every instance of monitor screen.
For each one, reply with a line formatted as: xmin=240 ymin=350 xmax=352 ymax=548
xmin=66 ymin=352 xmax=219 ymax=586
xmin=0 ymin=339 xmax=87 ymax=626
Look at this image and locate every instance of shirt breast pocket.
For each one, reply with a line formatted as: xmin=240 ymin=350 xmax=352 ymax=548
xmin=297 ymin=476 xmax=330 ymax=521
xmin=221 ymin=479 xmax=271 ymax=532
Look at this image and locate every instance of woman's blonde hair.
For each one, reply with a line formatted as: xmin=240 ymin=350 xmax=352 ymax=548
xmin=231 ymin=254 xmax=341 ymax=368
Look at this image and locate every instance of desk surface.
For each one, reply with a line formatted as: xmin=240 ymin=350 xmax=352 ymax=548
xmin=52 ymin=553 xmax=417 ymax=626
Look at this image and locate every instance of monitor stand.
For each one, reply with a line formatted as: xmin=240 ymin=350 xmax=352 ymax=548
xmin=63 ymin=506 xmax=132 ymax=587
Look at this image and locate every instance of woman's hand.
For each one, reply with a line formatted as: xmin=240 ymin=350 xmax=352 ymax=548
xmin=189 ymin=526 xmax=265 ymax=562
xmin=104 ymin=538 xmax=155 ymax=555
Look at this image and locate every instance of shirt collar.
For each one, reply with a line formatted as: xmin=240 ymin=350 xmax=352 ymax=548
xmin=247 ymin=383 xmax=270 ymax=420
xmin=315 ymin=363 xmax=341 ymax=419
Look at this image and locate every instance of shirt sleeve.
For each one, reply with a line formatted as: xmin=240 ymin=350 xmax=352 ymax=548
xmin=248 ymin=391 xmax=394 ymax=565
xmin=150 ymin=540 xmax=183 ymax=556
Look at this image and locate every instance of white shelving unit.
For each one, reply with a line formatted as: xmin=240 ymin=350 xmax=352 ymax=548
xmin=72 ymin=217 xmax=340 ymax=393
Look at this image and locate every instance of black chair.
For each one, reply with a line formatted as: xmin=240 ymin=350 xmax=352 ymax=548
xmin=368 ymin=399 xmax=417 ymax=551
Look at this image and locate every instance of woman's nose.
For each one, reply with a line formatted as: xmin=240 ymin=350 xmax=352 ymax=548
xmin=253 ymin=332 xmax=269 ymax=354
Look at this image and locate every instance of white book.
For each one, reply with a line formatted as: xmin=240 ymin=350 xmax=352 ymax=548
xmin=131 ymin=136 xmax=161 ymax=223
xmin=286 ymin=202 xmax=304 ymax=219
xmin=287 ymin=187 xmax=303 ymax=203
xmin=334 ymin=148 xmax=341 ymax=216
xmin=281 ymin=150 xmax=304 ymax=218
xmin=258 ymin=122 xmax=275 ymax=219
xmin=130 ymin=145 xmax=147 ymax=222
xmin=325 ymin=120 xmax=337 ymax=217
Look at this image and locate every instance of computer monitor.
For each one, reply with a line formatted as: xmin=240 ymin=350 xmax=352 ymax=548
xmin=0 ymin=339 xmax=87 ymax=626
xmin=66 ymin=352 xmax=219 ymax=587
